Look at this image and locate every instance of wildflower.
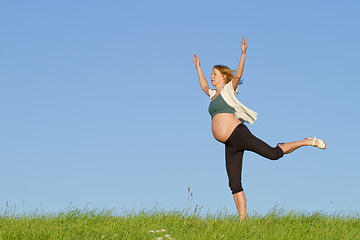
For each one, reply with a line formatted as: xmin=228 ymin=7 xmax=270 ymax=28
xmin=157 ymin=238 xmax=163 ymax=240
xmin=161 ymin=229 xmax=166 ymax=232
xmin=148 ymin=230 xmax=155 ymax=233
xmin=165 ymin=234 xmax=170 ymax=238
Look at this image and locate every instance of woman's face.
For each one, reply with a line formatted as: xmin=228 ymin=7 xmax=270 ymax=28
xmin=211 ymin=68 xmax=226 ymax=86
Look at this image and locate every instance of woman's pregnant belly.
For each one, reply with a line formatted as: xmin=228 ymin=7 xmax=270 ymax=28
xmin=211 ymin=113 xmax=242 ymax=143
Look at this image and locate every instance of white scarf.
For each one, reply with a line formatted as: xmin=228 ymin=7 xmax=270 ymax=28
xmin=209 ymin=80 xmax=258 ymax=124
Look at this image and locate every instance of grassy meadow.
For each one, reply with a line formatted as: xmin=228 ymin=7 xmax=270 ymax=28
xmin=0 ymin=204 xmax=359 ymax=240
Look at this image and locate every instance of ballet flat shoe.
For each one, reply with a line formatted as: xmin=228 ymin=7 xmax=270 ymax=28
xmin=305 ymin=137 xmax=327 ymax=149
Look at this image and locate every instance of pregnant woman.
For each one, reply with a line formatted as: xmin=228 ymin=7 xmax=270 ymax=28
xmin=193 ymin=37 xmax=326 ymax=221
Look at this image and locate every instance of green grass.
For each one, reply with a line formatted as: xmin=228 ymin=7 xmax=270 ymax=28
xmin=1 ymin=206 xmax=360 ymax=239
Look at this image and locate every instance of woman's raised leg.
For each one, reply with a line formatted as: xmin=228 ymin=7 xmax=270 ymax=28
xmin=240 ymin=124 xmax=325 ymax=158
xmin=278 ymin=138 xmax=322 ymax=154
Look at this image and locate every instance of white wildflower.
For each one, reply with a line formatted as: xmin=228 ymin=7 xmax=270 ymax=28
xmin=148 ymin=230 xmax=155 ymax=233
xmin=156 ymin=230 xmax=161 ymax=233
xmin=161 ymin=229 xmax=166 ymax=232
xmin=157 ymin=238 xmax=163 ymax=240
xmin=165 ymin=234 xmax=170 ymax=238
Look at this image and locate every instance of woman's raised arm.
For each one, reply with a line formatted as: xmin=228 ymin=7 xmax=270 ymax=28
xmin=193 ymin=54 xmax=210 ymax=96
xmin=232 ymin=37 xmax=248 ymax=90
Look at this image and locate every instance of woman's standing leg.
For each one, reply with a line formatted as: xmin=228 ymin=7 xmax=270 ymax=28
xmin=233 ymin=191 xmax=247 ymax=222
xmin=225 ymin=137 xmax=248 ymax=221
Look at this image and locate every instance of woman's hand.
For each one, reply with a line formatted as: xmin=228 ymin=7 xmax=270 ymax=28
xmin=241 ymin=37 xmax=247 ymax=54
xmin=193 ymin=54 xmax=201 ymax=70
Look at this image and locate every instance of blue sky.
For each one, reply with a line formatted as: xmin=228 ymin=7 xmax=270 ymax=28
xmin=1 ymin=0 xmax=359 ymax=215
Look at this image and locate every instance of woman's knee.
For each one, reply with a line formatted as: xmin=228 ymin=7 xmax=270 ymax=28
xmin=229 ymin=181 xmax=243 ymax=194
xmin=268 ymin=146 xmax=284 ymax=160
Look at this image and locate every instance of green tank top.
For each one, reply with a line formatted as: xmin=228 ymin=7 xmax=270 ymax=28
xmin=208 ymin=93 xmax=235 ymax=119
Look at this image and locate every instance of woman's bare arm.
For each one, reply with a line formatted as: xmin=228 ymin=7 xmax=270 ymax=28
xmin=232 ymin=37 xmax=248 ymax=90
xmin=193 ymin=54 xmax=210 ymax=96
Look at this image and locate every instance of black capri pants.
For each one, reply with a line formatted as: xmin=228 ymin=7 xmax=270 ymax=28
xmin=224 ymin=123 xmax=284 ymax=194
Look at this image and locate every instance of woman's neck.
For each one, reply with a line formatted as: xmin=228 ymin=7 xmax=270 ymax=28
xmin=215 ymin=82 xmax=225 ymax=92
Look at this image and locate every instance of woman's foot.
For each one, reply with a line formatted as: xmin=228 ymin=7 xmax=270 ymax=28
xmin=239 ymin=214 xmax=248 ymax=222
xmin=305 ymin=137 xmax=326 ymax=149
